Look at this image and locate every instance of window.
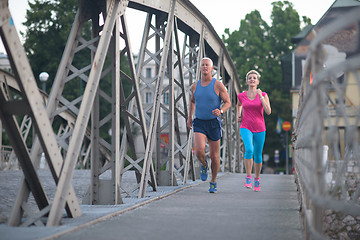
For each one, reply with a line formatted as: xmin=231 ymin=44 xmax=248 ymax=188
xmin=163 ymin=92 xmax=169 ymax=105
xmin=145 ymin=92 xmax=153 ymax=104
xmin=162 ymin=112 xmax=169 ymax=124
xmin=146 ymin=68 xmax=152 ymax=79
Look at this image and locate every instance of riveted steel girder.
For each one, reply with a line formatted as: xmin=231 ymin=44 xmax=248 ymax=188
xmin=0 ymin=0 xmax=242 ymax=226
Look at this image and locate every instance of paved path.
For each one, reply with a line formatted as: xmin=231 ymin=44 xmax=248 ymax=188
xmin=0 ymin=173 xmax=303 ymax=240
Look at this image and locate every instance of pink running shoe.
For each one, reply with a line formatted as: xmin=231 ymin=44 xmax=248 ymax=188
xmin=254 ymin=179 xmax=261 ymax=192
xmin=244 ymin=176 xmax=252 ymax=188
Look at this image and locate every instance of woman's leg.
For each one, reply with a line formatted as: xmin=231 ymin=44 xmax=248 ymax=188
xmin=244 ymin=159 xmax=253 ymax=176
xmin=254 ymin=162 xmax=262 ymax=179
xmin=240 ymin=128 xmax=254 ymax=176
xmin=253 ymin=131 xmax=266 ymax=178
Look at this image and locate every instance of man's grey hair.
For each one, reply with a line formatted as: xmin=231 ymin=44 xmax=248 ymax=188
xmin=201 ymin=57 xmax=213 ymax=67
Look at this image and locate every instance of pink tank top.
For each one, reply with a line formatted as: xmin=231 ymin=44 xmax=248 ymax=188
xmin=237 ymin=91 xmax=267 ymax=132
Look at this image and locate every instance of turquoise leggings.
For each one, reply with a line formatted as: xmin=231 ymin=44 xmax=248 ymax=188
xmin=240 ymin=128 xmax=266 ymax=164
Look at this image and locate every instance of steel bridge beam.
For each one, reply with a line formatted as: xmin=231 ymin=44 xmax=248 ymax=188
xmin=0 ymin=0 xmax=242 ymax=226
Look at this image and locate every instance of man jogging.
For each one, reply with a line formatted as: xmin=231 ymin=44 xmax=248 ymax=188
xmin=187 ymin=57 xmax=231 ymax=193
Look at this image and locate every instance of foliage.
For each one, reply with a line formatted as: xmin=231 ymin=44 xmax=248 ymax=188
xmin=223 ymin=10 xmax=270 ymax=86
xmin=22 ymin=0 xmax=78 ymax=91
xmin=223 ymin=1 xmax=308 ymax=165
xmin=21 ymin=0 xmax=132 ymax=147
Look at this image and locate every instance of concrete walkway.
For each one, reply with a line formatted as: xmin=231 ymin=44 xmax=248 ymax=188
xmin=0 ymin=173 xmax=303 ymax=240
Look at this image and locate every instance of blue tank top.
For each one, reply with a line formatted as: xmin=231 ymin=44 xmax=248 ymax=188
xmin=194 ymin=78 xmax=221 ymax=120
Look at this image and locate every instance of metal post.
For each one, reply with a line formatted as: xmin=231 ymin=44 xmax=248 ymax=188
xmin=285 ymin=131 xmax=289 ymax=175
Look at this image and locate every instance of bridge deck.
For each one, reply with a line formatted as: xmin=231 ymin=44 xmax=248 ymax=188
xmin=0 ymin=173 xmax=303 ymax=240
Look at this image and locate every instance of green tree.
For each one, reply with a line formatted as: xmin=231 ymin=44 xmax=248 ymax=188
xmin=223 ymin=10 xmax=270 ymax=86
xmin=22 ymin=0 xmax=79 ymax=92
xmin=223 ymin=1 xmax=308 ymax=167
xmin=21 ymin=0 xmax=132 ymax=145
xmin=22 ymin=0 xmax=131 ymax=98
xmin=268 ymin=0 xmax=301 ymax=85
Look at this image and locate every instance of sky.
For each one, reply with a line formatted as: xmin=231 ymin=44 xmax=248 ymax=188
xmin=1 ymin=0 xmax=335 ymax=54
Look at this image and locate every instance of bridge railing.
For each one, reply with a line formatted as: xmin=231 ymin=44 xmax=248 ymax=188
xmin=293 ymin=8 xmax=360 ymax=240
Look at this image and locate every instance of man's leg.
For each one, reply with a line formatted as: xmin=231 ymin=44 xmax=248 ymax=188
xmin=208 ymin=139 xmax=220 ymax=182
xmin=194 ymin=132 xmax=207 ymax=166
xmin=194 ymin=132 xmax=208 ymax=181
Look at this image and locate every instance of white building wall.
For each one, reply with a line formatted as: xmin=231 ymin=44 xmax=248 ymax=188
xmin=133 ymin=55 xmax=190 ymax=155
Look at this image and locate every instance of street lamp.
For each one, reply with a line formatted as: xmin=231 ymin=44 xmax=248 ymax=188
xmin=39 ymin=72 xmax=49 ymax=93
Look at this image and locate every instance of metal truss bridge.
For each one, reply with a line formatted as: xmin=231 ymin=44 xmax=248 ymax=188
xmin=0 ymin=0 xmax=242 ymax=227
xmin=1 ymin=1 xmax=359 ymax=239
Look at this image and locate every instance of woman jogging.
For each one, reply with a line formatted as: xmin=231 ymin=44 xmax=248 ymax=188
xmin=237 ymin=70 xmax=271 ymax=191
